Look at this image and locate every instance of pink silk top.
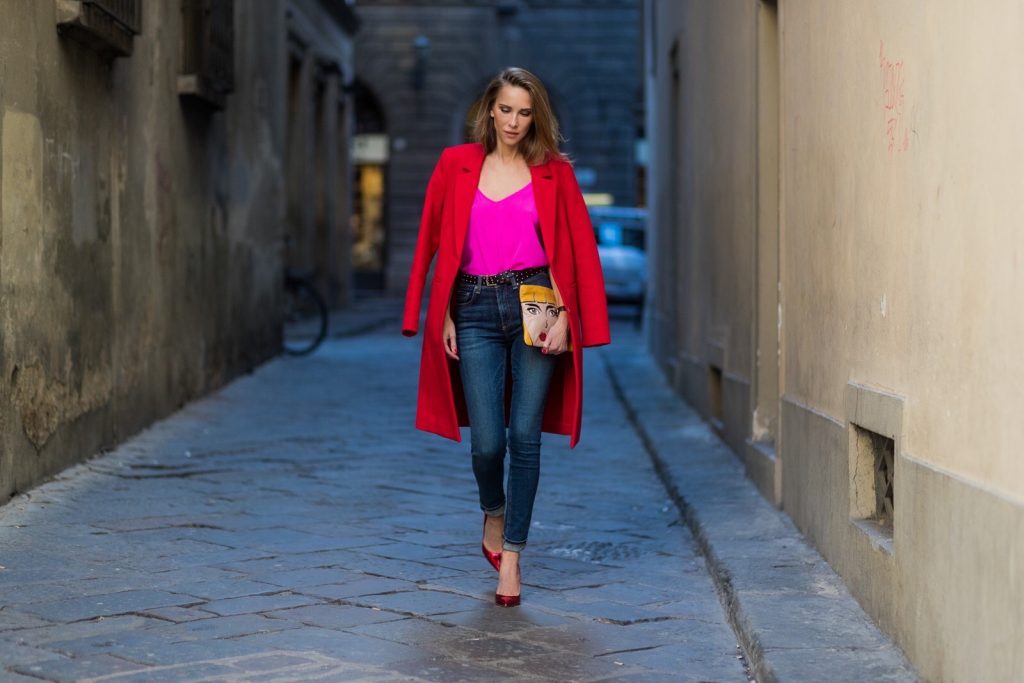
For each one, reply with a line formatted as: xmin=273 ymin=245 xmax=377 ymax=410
xmin=459 ymin=182 xmax=549 ymax=275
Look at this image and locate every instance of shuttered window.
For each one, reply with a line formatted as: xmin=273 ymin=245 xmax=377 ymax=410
xmin=178 ymin=0 xmax=235 ymax=109
xmin=56 ymin=0 xmax=141 ymax=58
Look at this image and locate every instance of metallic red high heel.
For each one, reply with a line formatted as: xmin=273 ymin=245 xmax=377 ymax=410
xmin=494 ymin=592 xmax=521 ymax=607
xmin=481 ymin=514 xmax=502 ymax=571
xmin=495 ymin=565 xmax=521 ymax=607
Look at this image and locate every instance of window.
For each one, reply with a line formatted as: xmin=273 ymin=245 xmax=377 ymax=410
xmin=178 ymin=0 xmax=235 ymax=109
xmin=56 ymin=0 xmax=141 ymax=58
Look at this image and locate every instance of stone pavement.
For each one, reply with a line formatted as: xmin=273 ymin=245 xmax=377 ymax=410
xmin=0 ymin=302 xmax=918 ymax=682
xmin=0 ymin=308 xmax=750 ymax=682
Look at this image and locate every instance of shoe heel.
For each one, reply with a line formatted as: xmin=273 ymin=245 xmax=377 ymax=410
xmin=494 ymin=592 xmax=520 ymax=607
xmin=481 ymin=514 xmax=502 ymax=571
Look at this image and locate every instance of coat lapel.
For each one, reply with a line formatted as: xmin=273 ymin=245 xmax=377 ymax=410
xmin=453 ymin=145 xmax=485 ymax=263
xmin=531 ymin=159 xmax=557 ymax=266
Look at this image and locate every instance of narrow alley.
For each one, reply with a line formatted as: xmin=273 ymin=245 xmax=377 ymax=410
xmin=1 ymin=313 xmax=747 ymax=682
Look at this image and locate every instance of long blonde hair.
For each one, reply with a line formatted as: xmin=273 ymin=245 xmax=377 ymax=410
xmin=469 ymin=67 xmax=567 ymax=166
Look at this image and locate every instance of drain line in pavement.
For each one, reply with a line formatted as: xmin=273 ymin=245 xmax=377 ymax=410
xmin=599 ymin=351 xmax=765 ymax=683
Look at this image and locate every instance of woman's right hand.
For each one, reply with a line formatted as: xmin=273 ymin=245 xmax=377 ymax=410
xmin=443 ymin=305 xmax=459 ymax=360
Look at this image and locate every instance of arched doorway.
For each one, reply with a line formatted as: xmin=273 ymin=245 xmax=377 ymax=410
xmin=352 ymin=80 xmax=388 ymax=290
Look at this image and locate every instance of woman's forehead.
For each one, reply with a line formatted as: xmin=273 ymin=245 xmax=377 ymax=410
xmin=496 ymin=85 xmax=532 ymax=108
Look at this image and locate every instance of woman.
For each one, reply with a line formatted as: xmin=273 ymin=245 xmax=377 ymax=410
xmin=402 ymin=67 xmax=610 ymax=607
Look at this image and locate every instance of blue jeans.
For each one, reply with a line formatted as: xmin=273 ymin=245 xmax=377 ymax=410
xmin=452 ymin=269 xmax=557 ymax=552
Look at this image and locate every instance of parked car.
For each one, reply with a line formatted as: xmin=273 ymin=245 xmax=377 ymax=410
xmin=588 ymin=206 xmax=647 ymax=304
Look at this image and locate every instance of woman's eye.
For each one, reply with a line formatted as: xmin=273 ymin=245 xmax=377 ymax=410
xmin=524 ymin=304 xmax=540 ymax=315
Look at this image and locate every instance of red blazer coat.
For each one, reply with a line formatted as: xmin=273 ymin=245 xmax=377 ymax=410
xmin=402 ymin=142 xmax=610 ymax=448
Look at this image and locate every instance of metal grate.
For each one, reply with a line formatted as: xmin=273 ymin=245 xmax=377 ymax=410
xmin=83 ymin=0 xmax=141 ymax=34
xmin=872 ymin=432 xmax=895 ymax=523
xmin=179 ymin=0 xmax=235 ymax=108
xmin=852 ymin=425 xmax=896 ymax=531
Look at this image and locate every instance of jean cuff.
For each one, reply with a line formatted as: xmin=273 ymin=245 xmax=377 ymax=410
xmin=483 ymin=503 xmax=505 ymax=518
xmin=502 ymin=539 xmax=526 ymax=553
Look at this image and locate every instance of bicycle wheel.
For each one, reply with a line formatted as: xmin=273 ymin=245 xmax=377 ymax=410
xmin=283 ymin=277 xmax=328 ymax=356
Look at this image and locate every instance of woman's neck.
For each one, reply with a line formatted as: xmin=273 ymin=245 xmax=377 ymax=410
xmin=493 ymin=140 xmax=522 ymax=164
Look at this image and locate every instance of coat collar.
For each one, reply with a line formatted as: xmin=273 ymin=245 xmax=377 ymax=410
xmin=453 ymin=143 xmax=558 ymax=267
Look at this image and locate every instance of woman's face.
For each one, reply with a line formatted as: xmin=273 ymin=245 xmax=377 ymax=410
xmin=490 ymin=85 xmax=533 ymax=148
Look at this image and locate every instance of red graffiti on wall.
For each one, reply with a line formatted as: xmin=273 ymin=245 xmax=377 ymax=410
xmin=880 ymin=41 xmax=909 ymax=154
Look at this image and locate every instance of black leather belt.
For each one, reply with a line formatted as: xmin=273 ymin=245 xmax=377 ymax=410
xmin=457 ymin=266 xmax=548 ymax=287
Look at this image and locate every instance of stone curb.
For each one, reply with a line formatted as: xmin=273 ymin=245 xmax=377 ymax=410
xmin=597 ymin=339 xmax=921 ymax=683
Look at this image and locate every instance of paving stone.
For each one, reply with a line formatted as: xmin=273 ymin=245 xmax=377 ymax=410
xmin=199 ymin=592 xmax=319 ymax=617
xmin=4 ymin=616 xmax=163 ymax=649
xmin=20 ymin=590 xmax=198 ymax=622
xmin=160 ymin=613 xmax=303 ymax=642
xmin=0 ymin=608 xmax=53 ymax=631
xmin=0 ymin=638 xmax=70 ymax=666
xmin=293 ymin=576 xmax=419 ymax=600
xmin=137 ymin=606 xmax=218 ymax=623
xmin=227 ymin=626 xmax=425 ymax=666
xmin=383 ymin=654 xmax=541 ymax=682
xmin=10 ymin=653 xmax=149 ymax=681
xmin=348 ymin=588 xmax=489 ymax=616
xmin=159 ymin=578 xmax=281 ymax=600
xmin=0 ymin=669 xmax=56 ymax=682
xmin=345 ymin=616 xmax=485 ymax=647
xmin=425 ymin=604 xmax=580 ymax=632
xmin=508 ymin=649 xmax=653 ymax=681
xmin=250 ymin=566 xmax=357 ymax=588
xmin=263 ymin=603 xmax=405 ymax=630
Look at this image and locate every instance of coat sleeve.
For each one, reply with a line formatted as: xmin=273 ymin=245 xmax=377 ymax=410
xmin=402 ymin=150 xmax=448 ymax=336
xmin=562 ymin=163 xmax=611 ymax=348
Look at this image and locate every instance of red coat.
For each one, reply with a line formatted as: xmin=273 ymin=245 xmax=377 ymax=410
xmin=402 ymin=142 xmax=610 ymax=448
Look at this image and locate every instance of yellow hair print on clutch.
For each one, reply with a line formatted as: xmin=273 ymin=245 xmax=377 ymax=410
xmin=520 ymin=284 xmax=571 ymax=350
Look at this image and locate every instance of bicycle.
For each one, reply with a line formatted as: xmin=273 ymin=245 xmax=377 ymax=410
xmin=283 ymin=267 xmax=328 ymax=356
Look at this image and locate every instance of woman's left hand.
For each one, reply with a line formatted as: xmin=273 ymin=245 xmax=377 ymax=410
xmin=542 ymin=314 xmax=570 ymax=355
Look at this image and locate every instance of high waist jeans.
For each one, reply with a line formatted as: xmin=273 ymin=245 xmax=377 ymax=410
xmin=452 ymin=269 xmax=557 ymax=552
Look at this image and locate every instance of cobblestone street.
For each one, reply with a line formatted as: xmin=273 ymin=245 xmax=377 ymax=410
xmin=0 ymin=312 xmax=752 ymax=682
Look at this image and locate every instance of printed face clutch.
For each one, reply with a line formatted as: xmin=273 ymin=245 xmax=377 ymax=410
xmin=520 ymin=284 xmax=572 ymax=350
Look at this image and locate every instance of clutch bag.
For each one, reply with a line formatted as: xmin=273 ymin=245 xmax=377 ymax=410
xmin=520 ymin=284 xmax=572 ymax=350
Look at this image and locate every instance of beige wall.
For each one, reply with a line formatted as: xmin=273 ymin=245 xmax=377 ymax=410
xmin=645 ymin=1 xmax=1024 ymax=680
xmin=0 ymin=1 xmax=288 ymax=502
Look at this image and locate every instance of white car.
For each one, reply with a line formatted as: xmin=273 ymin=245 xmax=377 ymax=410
xmin=588 ymin=206 xmax=647 ymax=304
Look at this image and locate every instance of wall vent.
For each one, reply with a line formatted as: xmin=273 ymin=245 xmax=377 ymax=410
xmin=850 ymin=424 xmax=895 ymax=537
xmin=708 ymin=365 xmax=724 ymax=430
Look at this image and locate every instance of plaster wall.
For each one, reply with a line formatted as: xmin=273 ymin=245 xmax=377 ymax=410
xmin=645 ymin=0 xmax=1024 ymax=679
xmin=644 ymin=0 xmax=757 ymax=466
xmin=0 ymin=1 xmax=288 ymax=502
xmin=779 ymin=3 xmax=1024 ymax=679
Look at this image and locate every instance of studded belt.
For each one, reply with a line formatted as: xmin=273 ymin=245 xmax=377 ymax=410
xmin=457 ymin=266 xmax=548 ymax=287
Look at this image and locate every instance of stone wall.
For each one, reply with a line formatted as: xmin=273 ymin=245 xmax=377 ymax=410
xmin=0 ymin=1 xmax=288 ymax=503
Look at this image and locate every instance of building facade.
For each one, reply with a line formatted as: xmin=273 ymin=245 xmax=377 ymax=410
xmin=353 ymin=0 xmax=642 ymax=291
xmin=0 ymin=0 xmax=357 ymax=504
xmin=644 ymin=1 xmax=1022 ymax=680
xmin=284 ymin=0 xmax=360 ymax=307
